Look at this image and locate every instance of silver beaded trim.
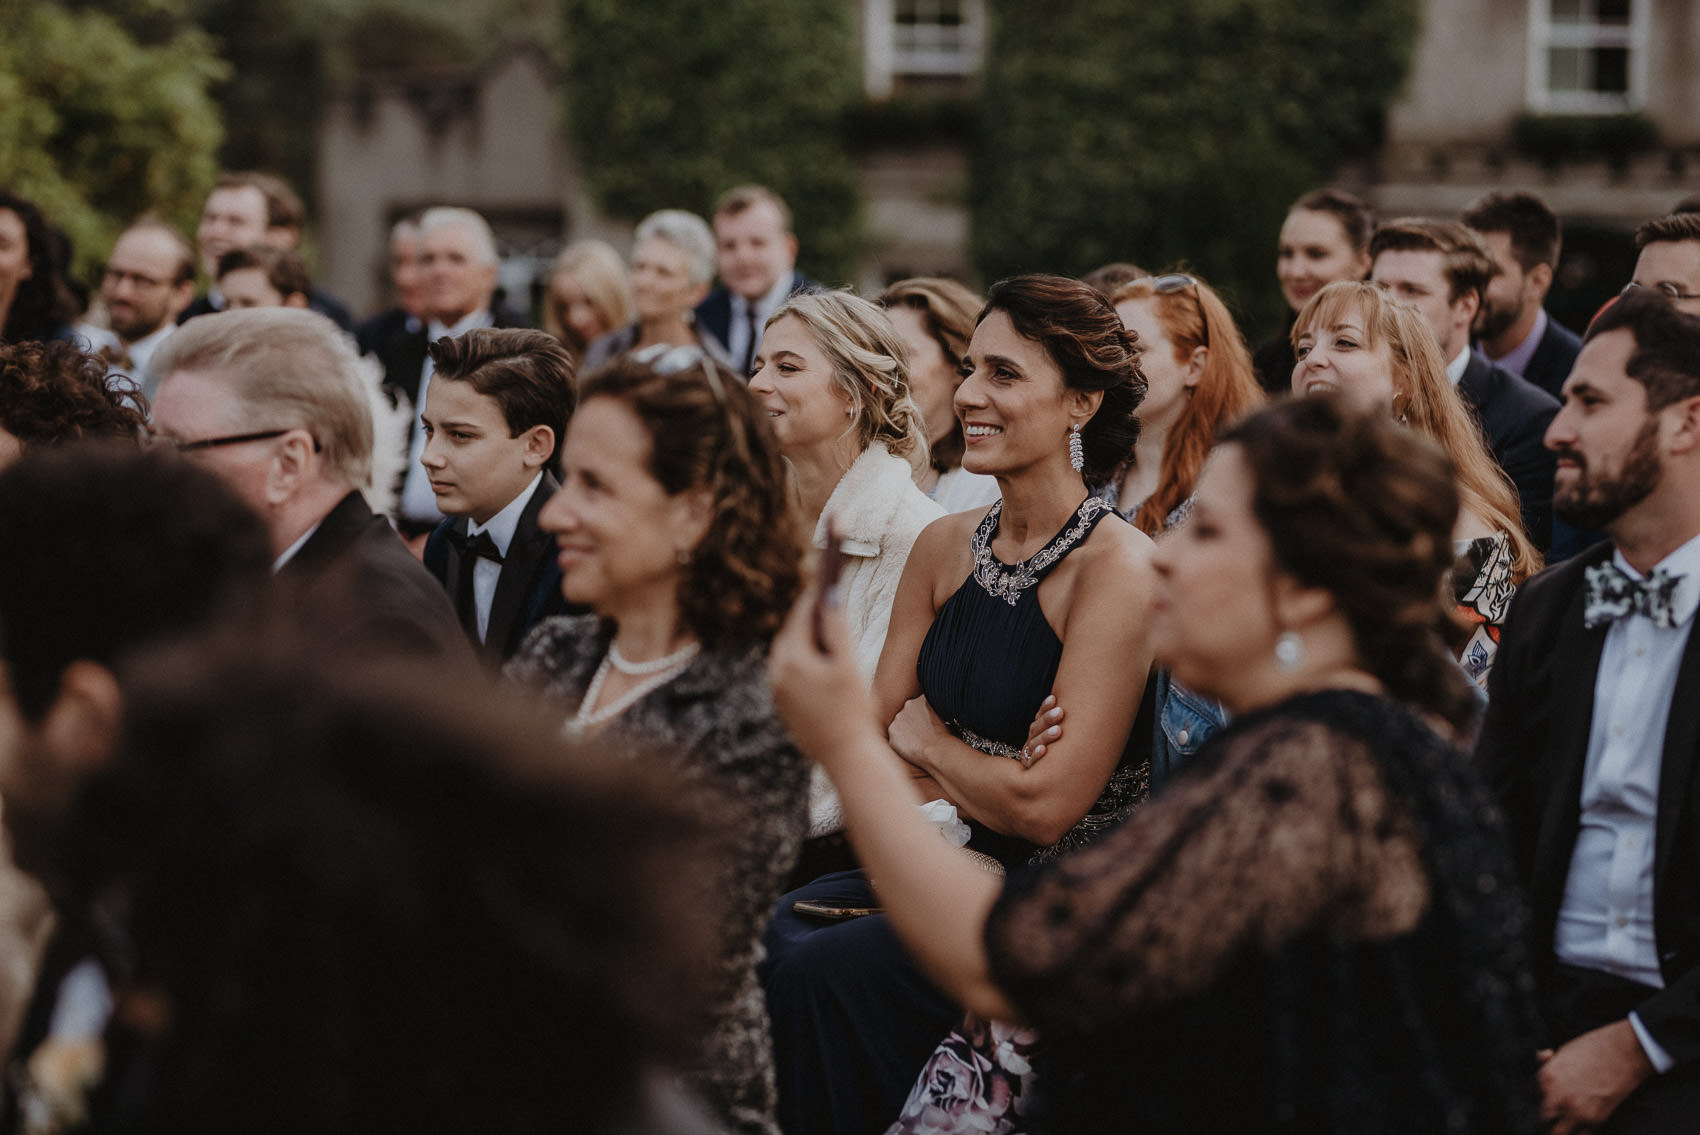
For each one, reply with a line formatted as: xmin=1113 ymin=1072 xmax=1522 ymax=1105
xmin=971 ymin=496 xmax=1111 ymax=607
xmin=955 ymin=722 xmax=1025 ymax=762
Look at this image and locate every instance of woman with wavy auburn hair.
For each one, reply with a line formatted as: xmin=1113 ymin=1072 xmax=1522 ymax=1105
xmin=507 ymin=345 xmax=806 ymax=1135
xmin=1292 ymin=280 xmax=1540 ymax=684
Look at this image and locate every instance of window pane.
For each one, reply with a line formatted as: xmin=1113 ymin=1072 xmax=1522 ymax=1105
xmin=1596 ymin=0 xmax=1632 ymax=26
xmin=1548 ymin=46 xmax=1583 ymax=91
xmin=1591 ymin=46 xmax=1629 ymax=92
xmin=896 ymin=0 xmax=919 ymax=25
xmin=1550 ymin=0 xmax=1584 ymax=24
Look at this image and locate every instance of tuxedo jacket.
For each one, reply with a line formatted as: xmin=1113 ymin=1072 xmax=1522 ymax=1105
xmin=354 ymin=306 xmax=417 ymax=358
xmin=422 ymin=473 xmax=570 ymax=663
xmin=178 ymin=285 xmax=354 ymax=330
xmin=1522 ymin=317 xmax=1584 ymax=401
xmin=1478 ymin=542 xmax=1700 ymax=1066
xmin=693 ymin=272 xmax=817 ymax=368
xmin=277 ymin=490 xmax=470 ymax=664
xmin=1458 ymin=352 xmax=1560 ymax=552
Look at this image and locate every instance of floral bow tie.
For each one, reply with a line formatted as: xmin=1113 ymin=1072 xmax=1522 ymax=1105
xmin=1583 ymin=562 xmax=1682 ymax=629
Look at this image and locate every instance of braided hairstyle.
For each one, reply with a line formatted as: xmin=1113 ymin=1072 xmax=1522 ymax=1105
xmin=1223 ymin=395 xmax=1478 ymax=735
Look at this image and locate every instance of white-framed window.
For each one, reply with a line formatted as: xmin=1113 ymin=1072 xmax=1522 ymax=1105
xmin=1526 ymin=0 xmax=1648 ymax=113
xmin=863 ymin=0 xmax=986 ymax=98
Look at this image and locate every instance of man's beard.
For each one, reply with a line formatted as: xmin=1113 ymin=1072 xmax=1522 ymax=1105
xmin=1473 ymin=295 xmax=1521 ymax=344
xmin=1553 ymin=418 xmax=1662 ymax=531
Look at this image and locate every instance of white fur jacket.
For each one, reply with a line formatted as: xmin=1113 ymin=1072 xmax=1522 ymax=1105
xmin=807 ymin=442 xmax=944 ymax=836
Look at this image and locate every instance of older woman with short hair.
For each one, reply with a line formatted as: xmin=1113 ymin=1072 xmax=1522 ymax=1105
xmin=582 ymin=210 xmax=728 ymax=370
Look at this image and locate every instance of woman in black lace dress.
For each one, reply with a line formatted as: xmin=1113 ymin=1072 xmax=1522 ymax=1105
xmin=771 ymin=394 xmax=1545 ymax=1133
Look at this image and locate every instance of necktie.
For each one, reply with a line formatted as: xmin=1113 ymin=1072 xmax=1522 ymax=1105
xmin=741 ymin=304 xmax=760 ymax=377
xmin=447 ymin=529 xmax=503 ymax=637
xmin=1583 ymin=561 xmax=1682 ymax=629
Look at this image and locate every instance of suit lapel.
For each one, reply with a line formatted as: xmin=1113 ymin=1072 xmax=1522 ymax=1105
xmin=1532 ymin=554 xmax=1612 ymax=911
xmin=485 ymin=474 xmax=556 ymax=657
xmin=1654 ymin=616 xmax=1700 ymax=891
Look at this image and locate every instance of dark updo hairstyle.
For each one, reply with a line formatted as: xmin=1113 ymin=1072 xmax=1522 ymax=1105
xmin=0 ymin=190 xmax=80 ymax=343
xmin=1223 ymin=394 xmax=1478 ymax=735
xmin=980 ymin=274 xmax=1145 ymax=483
xmin=577 ymin=352 xmax=803 ymax=650
xmin=0 ymin=339 xmax=149 ymax=447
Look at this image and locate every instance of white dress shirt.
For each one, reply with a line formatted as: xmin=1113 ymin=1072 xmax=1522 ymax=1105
xmin=1445 ymin=344 xmax=1470 ymax=388
xmin=400 ymin=308 xmax=495 ymax=523
xmin=1555 ymin=531 xmax=1700 ymax=1071
xmin=464 ymin=472 xmax=541 ymax=642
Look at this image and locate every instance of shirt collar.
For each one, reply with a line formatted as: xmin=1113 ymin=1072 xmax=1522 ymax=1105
xmin=271 ymin=520 xmax=322 ymax=573
xmin=1613 ymin=528 xmax=1700 ymax=628
xmin=734 ymin=271 xmax=795 ymax=324
xmin=1445 ymin=345 xmax=1471 ymax=387
xmin=427 ymin=307 xmax=494 ymax=340
xmin=1483 ymin=308 xmax=1548 ymax=378
xmin=467 ymin=471 xmax=542 ymax=557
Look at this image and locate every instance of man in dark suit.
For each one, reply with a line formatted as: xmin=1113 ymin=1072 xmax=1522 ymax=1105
xmin=417 ymin=329 xmax=577 ymax=662
xmin=693 ymin=185 xmax=816 ymax=376
xmin=375 ymin=206 xmax=529 ymax=538
xmin=1478 ymin=289 xmax=1700 ymax=1132
xmin=1463 ymin=190 xmax=1583 ymax=400
xmin=150 ymin=306 xmax=469 ymax=664
xmin=1371 ymin=218 xmax=1561 ymax=550
xmin=180 ymin=171 xmax=352 ymax=330
xmin=355 ymin=215 xmax=425 ymax=357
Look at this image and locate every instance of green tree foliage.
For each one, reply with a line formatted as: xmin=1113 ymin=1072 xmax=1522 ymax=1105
xmin=973 ymin=0 xmax=1419 ymax=338
xmin=0 ymin=0 xmax=227 ymax=283
xmin=559 ymin=0 xmax=865 ymax=286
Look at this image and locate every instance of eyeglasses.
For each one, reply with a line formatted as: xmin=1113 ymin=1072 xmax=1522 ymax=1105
xmin=101 ymin=267 xmax=175 ymax=291
xmin=1131 ymin=274 xmax=1209 ymax=346
xmin=1621 ymin=280 xmax=1700 ymax=302
xmin=165 ymin=428 xmax=322 ymax=453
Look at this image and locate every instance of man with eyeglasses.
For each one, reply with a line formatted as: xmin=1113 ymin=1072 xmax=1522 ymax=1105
xmin=150 ymin=306 xmax=468 ymax=663
xmin=1625 ymin=213 xmax=1700 ymax=319
xmin=74 ymin=219 xmax=196 ymax=398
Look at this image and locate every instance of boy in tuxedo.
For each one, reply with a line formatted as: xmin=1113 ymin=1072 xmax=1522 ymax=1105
xmin=421 ymin=329 xmax=577 ymax=662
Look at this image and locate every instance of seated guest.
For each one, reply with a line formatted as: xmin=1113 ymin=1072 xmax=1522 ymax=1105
xmin=57 ymin=636 xmax=730 ymax=1135
xmin=763 ymin=276 xmax=1156 ymax=1135
xmin=770 ymin=394 xmax=1544 ymax=1135
xmin=0 ymin=445 xmax=272 ymax=1126
xmin=1370 ymin=218 xmax=1560 ymax=551
xmin=583 ymin=210 xmax=728 ymax=371
xmin=507 ymin=347 xmax=806 ymax=1135
xmin=877 ymin=277 xmax=1000 ymax=512
xmin=1103 ymin=272 xmax=1264 ymax=533
xmin=1461 ymin=190 xmax=1582 ymax=398
xmin=0 ymin=190 xmax=80 ymax=345
xmin=420 ymin=329 xmax=577 ymax=662
xmin=1293 ymin=280 xmax=1541 ymax=686
xmin=544 ymin=239 xmax=634 ymax=366
xmin=0 ymin=340 xmax=148 ymax=466
xmin=215 ymin=244 xmax=312 ymax=310
xmin=150 ymin=307 xmax=469 ymax=663
xmin=1252 ymin=188 xmax=1374 ymax=393
xmin=1480 ymin=290 xmax=1700 ymax=1132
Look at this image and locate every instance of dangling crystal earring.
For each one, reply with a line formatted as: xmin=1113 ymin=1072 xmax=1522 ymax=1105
xmin=1274 ymin=630 xmax=1304 ymax=672
xmin=1067 ymin=423 xmax=1084 ymax=472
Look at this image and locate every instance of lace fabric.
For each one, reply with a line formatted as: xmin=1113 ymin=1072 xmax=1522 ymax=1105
xmin=984 ymin=690 xmax=1543 ymax=1134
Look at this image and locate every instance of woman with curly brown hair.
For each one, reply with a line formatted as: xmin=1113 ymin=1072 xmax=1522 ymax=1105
xmin=506 ymin=345 xmax=807 ymax=1135
xmin=772 ymin=395 xmax=1544 ymax=1134
xmin=0 ymin=191 xmax=80 ymax=347
xmin=0 ymin=339 xmax=148 ymax=467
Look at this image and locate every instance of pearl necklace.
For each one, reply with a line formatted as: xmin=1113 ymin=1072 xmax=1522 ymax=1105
xmin=570 ymin=641 xmax=701 ymax=731
xmin=608 ymin=639 xmax=700 ymax=676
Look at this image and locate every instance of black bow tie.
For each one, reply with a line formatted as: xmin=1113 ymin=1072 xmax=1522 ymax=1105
xmin=447 ymin=528 xmax=504 ymax=565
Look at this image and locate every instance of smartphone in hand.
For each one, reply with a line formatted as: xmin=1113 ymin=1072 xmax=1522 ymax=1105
xmin=814 ymin=516 xmax=845 ymax=652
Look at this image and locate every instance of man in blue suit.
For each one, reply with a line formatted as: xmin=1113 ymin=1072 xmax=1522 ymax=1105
xmin=694 ymin=185 xmax=816 ymax=376
xmin=1463 ymin=190 xmax=1583 ymax=401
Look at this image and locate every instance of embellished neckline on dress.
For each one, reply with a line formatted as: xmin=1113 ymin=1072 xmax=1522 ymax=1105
xmin=971 ymin=496 xmax=1111 ymax=606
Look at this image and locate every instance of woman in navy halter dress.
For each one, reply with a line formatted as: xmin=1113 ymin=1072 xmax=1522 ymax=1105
xmin=761 ymin=276 xmax=1157 ymax=1135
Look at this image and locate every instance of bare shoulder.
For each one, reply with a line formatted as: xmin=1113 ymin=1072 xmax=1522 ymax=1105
xmin=1074 ymin=513 xmax=1157 ymax=594
xmin=907 ymin=508 xmax=984 ymax=595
